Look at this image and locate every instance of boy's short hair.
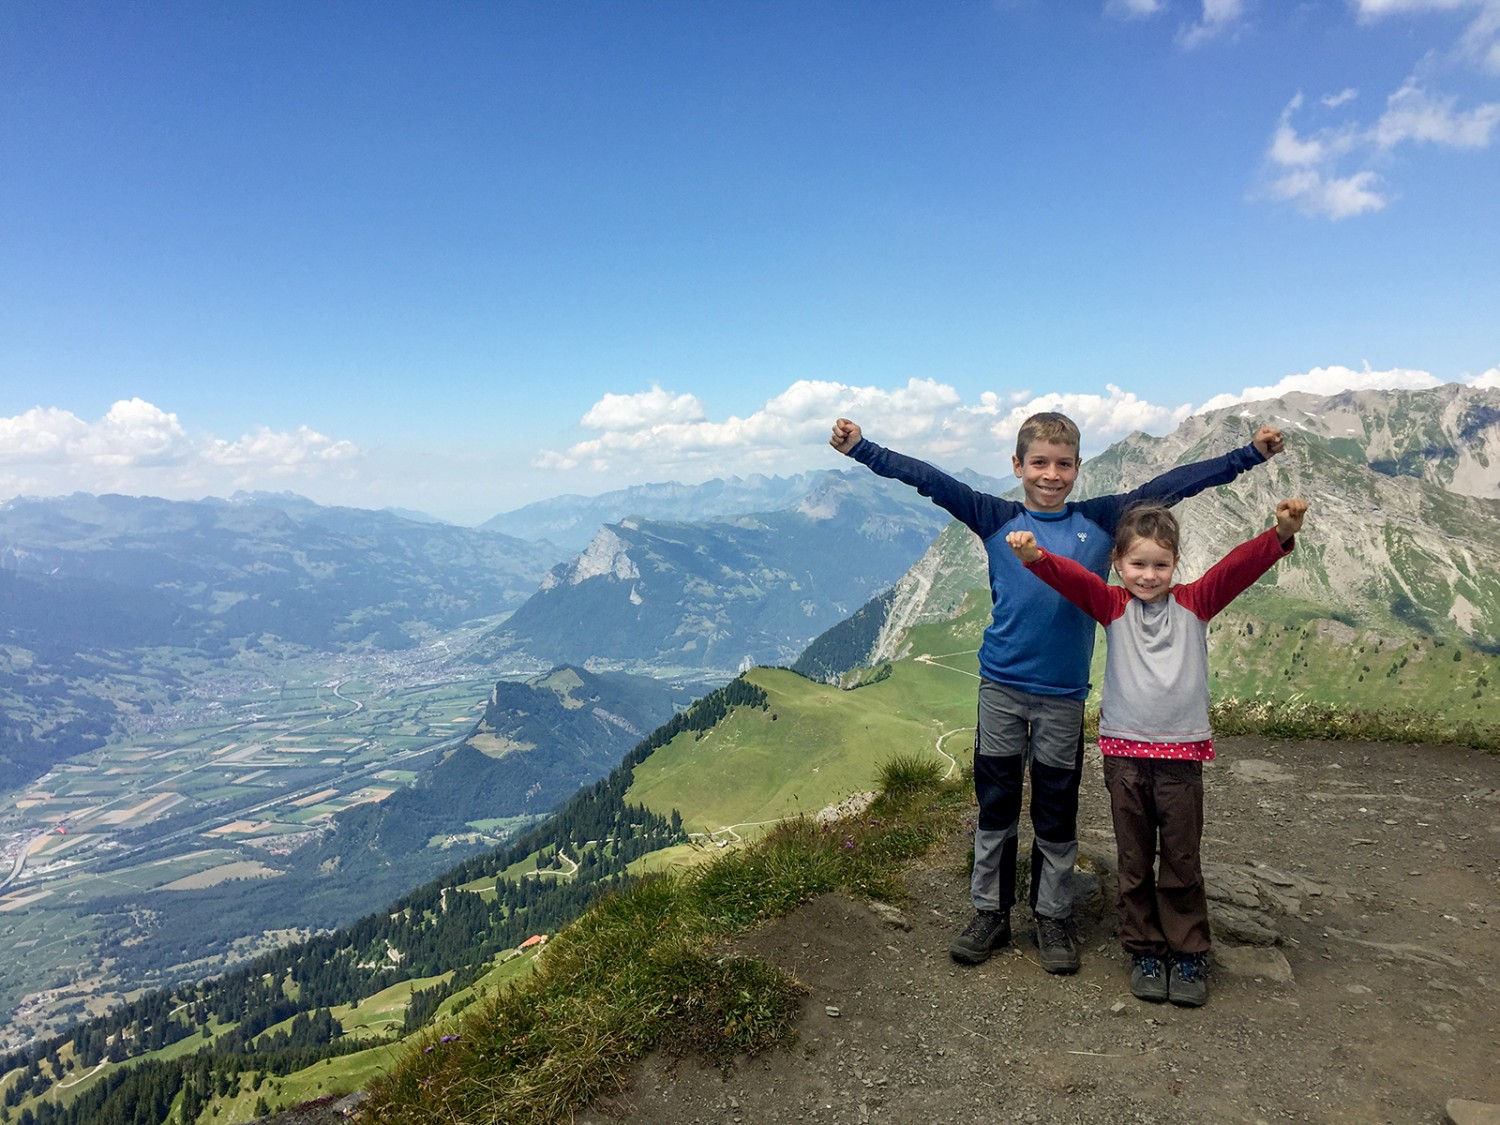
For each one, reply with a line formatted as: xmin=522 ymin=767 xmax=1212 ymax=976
xmin=1015 ymin=412 xmax=1081 ymax=460
xmin=1114 ymin=504 xmax=1181 ymax=557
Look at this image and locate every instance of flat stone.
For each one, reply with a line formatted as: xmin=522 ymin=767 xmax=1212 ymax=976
xmin=1214 ymin=944 xmax=1295 ymax=984
xmin=866 ymin=902 xmax=911 ymax=931
xmin=1446 ymin=1098 xmax=1500 ymax=1125
xmin=1230 ymin=759 xmax=1295 ymax=784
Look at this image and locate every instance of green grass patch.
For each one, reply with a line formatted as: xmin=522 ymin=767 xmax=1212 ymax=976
xmin=358 ymin=768 xmax=966 ymax=1125
xmin=1208 ymin=693 xmax=1500 ymax=750
xmin=626 ymin=664 xmax=974 ymax=834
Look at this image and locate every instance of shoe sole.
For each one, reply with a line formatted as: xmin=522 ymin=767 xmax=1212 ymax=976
xmin=1169 ymin=989 xmax=1207 ymax=1007
xmin=949 ymin=944 xmax=993 ymax=965
xmin=1131 ymin=982 xmax=1168 ymax=1002
xmin=949 ymin=933 xmax=1010 ymax=964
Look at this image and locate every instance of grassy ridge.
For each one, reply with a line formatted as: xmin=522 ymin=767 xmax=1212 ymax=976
xmin=626 ymin=656 xmax=976 ymax=836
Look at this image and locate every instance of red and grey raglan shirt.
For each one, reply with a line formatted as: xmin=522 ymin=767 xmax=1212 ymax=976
xmin=1021 ymin=528 xmax=1294 ymax=760
xmin=848 ymin=439 xmax=1269 ymax=702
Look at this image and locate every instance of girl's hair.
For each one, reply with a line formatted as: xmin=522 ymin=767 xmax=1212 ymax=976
xmin=1113 ymin=504 xmax=1180 ymax=558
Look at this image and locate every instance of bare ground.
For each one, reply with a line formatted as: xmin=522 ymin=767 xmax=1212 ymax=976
xmin=577 ymin=736 xmax=1500 ymax=1125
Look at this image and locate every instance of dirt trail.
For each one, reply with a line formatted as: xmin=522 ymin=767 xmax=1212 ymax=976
xmin=578 ymin=736 xmax=1500 ymax=1125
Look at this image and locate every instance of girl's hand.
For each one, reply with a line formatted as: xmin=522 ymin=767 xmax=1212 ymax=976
xmin=1275 ymin=498 xmax=1308 ymax=543
xmin=1006 ymin=530 xmax=1042 ymax=564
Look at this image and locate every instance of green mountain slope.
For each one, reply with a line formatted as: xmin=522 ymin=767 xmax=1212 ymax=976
xmin=626 ymin=657 xmax=977 ymax=836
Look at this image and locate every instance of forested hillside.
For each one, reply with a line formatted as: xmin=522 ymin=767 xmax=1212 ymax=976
xmin=0 ymin=677 xmax=768 ymax=1125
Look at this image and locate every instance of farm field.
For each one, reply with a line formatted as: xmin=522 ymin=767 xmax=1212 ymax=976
xmin=0 ymin=642 xmax=519 ymax=1049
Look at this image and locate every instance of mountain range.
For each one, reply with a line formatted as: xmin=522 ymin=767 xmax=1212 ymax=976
xmin=482 ymin=468 xmax=982 ymax=674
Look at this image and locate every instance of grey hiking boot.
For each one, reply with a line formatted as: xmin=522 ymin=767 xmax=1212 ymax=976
xmin=949 ymin=909 xmax=1010 ymax=964
xmin=1033 ymin=913 xmax=1080 ymax=974
xmin=1129 ymin=954 xmax=1168 ymax=1002
xmin=1169 ymin=952 xmax=1209 ymax=1007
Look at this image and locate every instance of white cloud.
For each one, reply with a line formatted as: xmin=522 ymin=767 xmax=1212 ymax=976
xmin=1373 ymin=77 xmax=1500 ymax=146
xmin=1258 ymin=69 xmax=1499 ymax=218
xmin=579 ymin=384 xmax=707 ymax=431
xmin=1353 ymin=0 xmax=1500 ymax=73
xmin=1194 ymin=363 xmax=1447 ymax=413
xmin=1177 ymin=0 xmax=1247 ymax=48
xmin=204 ymin=426 xmax=359 ymax=469
xmin=0 ymin=399 xmax=192 ymax=468
xmin=987 ymin=386 xmax=1193 ymax=447
xmin=1471 ymin=365 xmax=1500 ymax=388
xmin=1180 ymin=2 xmax=1500 ymax=217
xmin=537 ymin=379 xmax=1199 ymax=481
xmin=537 ymin=367 xmax=1500 ymax=487
xmin=0 ymin=399 xmax=364 ymax=501
xmin=1267 ymin=166 xmax=1389 ymax=218
xmin=1354 ymin=0 xmax=1472 ymax=17
xmin=1104 ymin=0 xmax=1167 ymax=19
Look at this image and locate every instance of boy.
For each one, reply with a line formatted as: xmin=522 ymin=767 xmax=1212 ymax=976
xmin=830 ymin=412 xmax=1283 ymax=972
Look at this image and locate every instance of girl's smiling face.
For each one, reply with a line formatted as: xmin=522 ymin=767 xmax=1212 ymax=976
xmin=1113 ymin=535 xmax=1178 ymax=602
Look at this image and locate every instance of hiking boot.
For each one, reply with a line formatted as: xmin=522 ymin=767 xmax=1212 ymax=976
xmin=1129 ymin=954 xmax=1168 ymax=1002
xmin=949 ymin=909 xmax=1010 ymax=964
xmin=1169 ymin=952 xmax=1209 ymax=1007
xmin=1033 ymin=913 xmax=1080 ymax=974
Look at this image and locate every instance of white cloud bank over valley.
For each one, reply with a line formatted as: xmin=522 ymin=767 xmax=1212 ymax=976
xmin=4 ymin=366 xmax=1497 ymax=520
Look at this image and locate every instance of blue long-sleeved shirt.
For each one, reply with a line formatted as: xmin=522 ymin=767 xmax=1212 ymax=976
xmin=850 ymin=439 xmax=1268 ymax=699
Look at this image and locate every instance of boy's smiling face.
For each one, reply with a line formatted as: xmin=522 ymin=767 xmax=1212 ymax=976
xmin=1012 ymin=440 xmax=1080 ymax=513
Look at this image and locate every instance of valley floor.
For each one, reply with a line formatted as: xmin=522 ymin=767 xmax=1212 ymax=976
xmin=574 ymin=735 xmax=1500 ymax=1125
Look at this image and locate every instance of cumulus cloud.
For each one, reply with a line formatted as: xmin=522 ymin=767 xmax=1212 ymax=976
xmin=0 ymin=399 xmax=364 ymax=501
xmin=1353 ymin=0 xmax=1500 ymax=73
xmin=1373 ymin=77 xmax=1500 ymax=146
xmin=539 ymin=379 xmax=1190 ymax=480
xmin=536 ymin=366 xmax=1498 ymax=486
xmin=1194 ymin=363 xmax=1449 ymax=413
xmin=1177 ymin=0 xmax=1247 ymax=48
xmin=1258 ymin=72 xmax=1500 ymax=218
xmin=1104 ymin=0 xmax=1167 ymax=18
xmin=579 ymin=384 xmax=707 ymax=431
xmin=1471 ymin=365 xmax=1500 ymax=388
xmin=1167 ymin=1 xmax=1500 ymax=217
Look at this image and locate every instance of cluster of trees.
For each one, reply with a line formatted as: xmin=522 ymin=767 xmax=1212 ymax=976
xmin=0 ymin=674 xmax=768 ymax=1124
xmin=791 ymin=589 xmax=891 ymax=684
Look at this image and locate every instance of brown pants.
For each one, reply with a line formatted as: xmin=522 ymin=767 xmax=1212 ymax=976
xmin=1101 ymin=756 xmax=1210 ymax=956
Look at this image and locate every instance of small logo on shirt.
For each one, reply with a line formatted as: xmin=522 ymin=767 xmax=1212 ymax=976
xmin=1077 ymin=532 xmax=1088 ymax=542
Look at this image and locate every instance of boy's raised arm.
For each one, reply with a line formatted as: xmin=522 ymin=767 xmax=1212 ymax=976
xmin=1112 ymin=423 xmax=1285 ymax=514
xmin=1253 ymin=426 xmax=1285 ymax=459
xmin=826 ymin=417 xmax=1014 ymax=538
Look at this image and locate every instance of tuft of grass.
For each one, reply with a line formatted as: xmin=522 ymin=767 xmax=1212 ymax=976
xmin=1208 ymin=694 xmax=1500 ymax=751
xmin=1082 ymin=696 xmax=1500 ymax=751
xmin=358 ymin=776 xmax=965 ymax=1125
xmin=878 ymin=751 xmax=946 ymax=797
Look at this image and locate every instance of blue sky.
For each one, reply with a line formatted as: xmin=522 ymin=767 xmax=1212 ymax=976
xmin=3 ymin=0 xmax=1498 ymax=524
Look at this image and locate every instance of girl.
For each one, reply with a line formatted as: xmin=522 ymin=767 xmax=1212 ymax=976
xmin=1005 ymin=497 xmax=1307 ymax=1006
